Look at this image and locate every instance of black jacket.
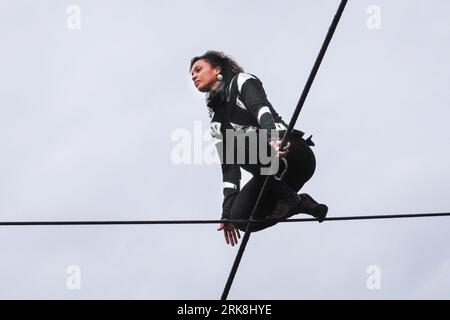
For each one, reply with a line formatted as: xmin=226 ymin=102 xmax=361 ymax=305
xmin=208 ymin=73 xmax=289 ymax=220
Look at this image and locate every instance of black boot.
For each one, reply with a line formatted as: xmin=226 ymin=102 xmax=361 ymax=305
xmin=264 ymin=180 xmax=302 ymax=220
xmin=294 ymin=193 xmax=328 ymax=223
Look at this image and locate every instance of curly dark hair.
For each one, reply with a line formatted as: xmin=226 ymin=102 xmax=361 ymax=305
xmin=189 ymin=51 xmax=244 ymax=84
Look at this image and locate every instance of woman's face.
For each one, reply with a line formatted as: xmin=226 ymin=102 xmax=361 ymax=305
xmin=191 ymin=59 xmax=221 ymax=93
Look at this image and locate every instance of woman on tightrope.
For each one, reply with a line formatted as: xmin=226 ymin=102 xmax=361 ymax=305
xmin=190 ymin=51 xmax=328 ymax=246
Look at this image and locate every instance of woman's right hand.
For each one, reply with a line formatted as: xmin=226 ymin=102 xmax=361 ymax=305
xmin=269 ymin=140 xmax=291 ymax=157
xmin=217 ymin=223 xmax=241 ymax=246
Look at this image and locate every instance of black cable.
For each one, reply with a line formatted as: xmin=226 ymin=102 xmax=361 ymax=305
xmin=220 ymin=0 xmax=349 ymax=301
xmin=0 ymin=219 xmax=246 ymax=226
xmin=1 ymin=212 xmax=449 ymax=226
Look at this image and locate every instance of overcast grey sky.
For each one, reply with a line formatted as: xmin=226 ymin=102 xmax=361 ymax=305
xmin=1 ymin=0 xmax=449 ymax=299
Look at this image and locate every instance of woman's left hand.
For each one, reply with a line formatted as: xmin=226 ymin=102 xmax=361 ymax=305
xmin=269 ymin=140 xmax=291 ymax=157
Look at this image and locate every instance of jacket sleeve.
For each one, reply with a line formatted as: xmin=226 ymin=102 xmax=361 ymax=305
xmin=211 ymin=120 xmax=241 ymax=220
xmin=220 ymin=163 xmax=241 ymax=220
xmin=238 ymin=73 xmax=278 ymax=141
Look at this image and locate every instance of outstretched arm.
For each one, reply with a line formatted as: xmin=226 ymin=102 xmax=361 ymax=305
xmin=217 ymin=165 xmax=242 ymax=246
xmin=239 ymin=74 xmax=290 ymax=156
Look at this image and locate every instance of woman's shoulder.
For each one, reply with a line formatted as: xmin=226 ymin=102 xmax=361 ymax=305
xmin=236 ymin=72 xmax=258 ymax=83
xmin=235 ymin=72 xmax=262 ymax=92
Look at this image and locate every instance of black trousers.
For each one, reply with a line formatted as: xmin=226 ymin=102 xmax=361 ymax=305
xmin=230 ymin=134 xmax=316 ymax=232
